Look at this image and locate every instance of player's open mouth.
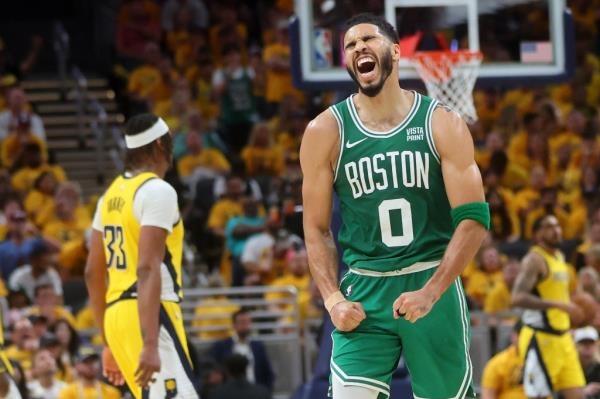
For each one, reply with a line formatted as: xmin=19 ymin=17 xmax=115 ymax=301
xmin=356 ymin=56 xmax=377 ymax=80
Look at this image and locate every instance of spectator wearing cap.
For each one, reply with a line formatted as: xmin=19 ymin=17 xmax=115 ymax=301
xmin=9 ymin=239 xmax=62 ymax=302
xmin=57 ymin=346 xmax=121 ymax=399
xmin=211 ymin=354 xmax=271 ymax=399
xmin=27 ymin=348 xmax=66 ymax=399
xmin=574 ymin=327 xmax=600 ymax=398
xmin=0 ymin=87 xmax=45 ymax=141
xmin=24 ymin=284 xmax=76 ymax=329
xmin=0 ymin=198 xmax=47 ymax=282
xmin=10 ymin=142 xmax=66 ymax=194
xmin=481 ymin=322 xmax=526 ymax=399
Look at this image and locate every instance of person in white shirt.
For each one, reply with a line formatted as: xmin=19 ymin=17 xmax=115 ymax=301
xmin=27 ymin=349 xmax=65 ymax=399
xmin=0 ymin=87 xmax=45 ymax=141
xmin=8 ymin=241 xmax=62 ymax=302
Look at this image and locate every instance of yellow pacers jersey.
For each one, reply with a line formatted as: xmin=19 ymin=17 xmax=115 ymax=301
xmin=522 ymin=245 xmax=570 ymax=332
xmin=100 ymin=173 xmax=184 ymax=304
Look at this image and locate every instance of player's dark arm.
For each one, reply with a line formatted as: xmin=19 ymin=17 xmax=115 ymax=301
xmin=84 ymin=229 xmax=109 ymax=341
xmin=300 ymin=111 xmax=366 ymax=331
xmin=137 ymin=226 xmax=167 ymax=346
xmin=511 ymin=252 xmax=561 ymax=310
xmin=135 ymin=225 xmax=166 ymax=387
xmin=423 ymin=110 xmax=487 ymax=298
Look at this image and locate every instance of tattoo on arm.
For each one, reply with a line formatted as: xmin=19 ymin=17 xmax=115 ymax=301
xmin=435 ymin=103 xmax=453 ymax=113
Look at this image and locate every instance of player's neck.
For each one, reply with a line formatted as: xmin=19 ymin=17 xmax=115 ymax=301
xmin=355 ymin=81 xmax=412 ymax=122
xmin=538 ymin=243 xmax=558 ymax=255
xmin=127 ymin=162 xmax=166 ymax=179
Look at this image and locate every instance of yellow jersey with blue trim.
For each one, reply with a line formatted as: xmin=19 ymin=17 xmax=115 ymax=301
xmin=96 ymin=172 xmax=184 ymax=304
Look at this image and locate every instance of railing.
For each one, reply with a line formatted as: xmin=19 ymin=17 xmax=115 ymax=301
xmin=182 ymin=285 xmax=306 ymax=397
xmin=52 ymin=21 xmax=69 ymax=98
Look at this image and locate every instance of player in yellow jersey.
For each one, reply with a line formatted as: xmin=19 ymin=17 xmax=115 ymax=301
xmin=512 ymin=215 xmax=585 ymax=399
xmin=85 ymin=114 xmax=200 ymax=398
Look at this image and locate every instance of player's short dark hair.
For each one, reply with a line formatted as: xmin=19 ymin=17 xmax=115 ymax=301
xmin=532 ymin=214 xmax=556 ymax=233
xmin=124 ymin=113 xmax=172 ymax=171
xmin=344 ymin=13 xmax=399 ymax=43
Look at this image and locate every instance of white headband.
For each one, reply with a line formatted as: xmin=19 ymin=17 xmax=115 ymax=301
xmin=125 ymin=118 xmax=169 ymax=149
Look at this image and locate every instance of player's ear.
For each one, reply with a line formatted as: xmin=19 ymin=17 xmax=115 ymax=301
xmin=392 ymin=42 xmax=401 ymax=62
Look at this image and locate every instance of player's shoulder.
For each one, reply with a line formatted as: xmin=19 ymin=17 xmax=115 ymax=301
xmin=304 ymin=107 xmax=340 ymax=137
xmin=138 ymin=178 xmax=177 ymax=198
xmin=430 ymin=102 xmax=473 ymax=157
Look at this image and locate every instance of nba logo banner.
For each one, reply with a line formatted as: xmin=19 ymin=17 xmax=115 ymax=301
xmin=314 ymin=28 xmax=333 ymax=68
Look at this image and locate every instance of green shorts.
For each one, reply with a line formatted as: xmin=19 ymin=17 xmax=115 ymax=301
xmin=330 ymin=265 xmax=475 ymax=399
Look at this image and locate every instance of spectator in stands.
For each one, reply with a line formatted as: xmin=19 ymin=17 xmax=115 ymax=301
xmin=8 ymin=239 xmax=62 ymax=302
xmin=27 ymin=348 xmax=66 ymax=399
xmin=263 ymin=19 xmax=300 ymax=118
xmin=213 ymin=43 xmax=258 ymax=152
xmin=577 ymin=266 xmax=600 ymax=301
xmin=574 ymin=326 xmax=600 ymax=398
xmin=0 ymin=200 xmax=45 ymax=281
xmin=225 ymin=196 xmax=267 ymax=286
xmin=466 ymin=246 xmax=505 ymax=309
xmin=524 ymin=187 xmax=572 ymax=240
xmin=116 ymin=0 xmax=161 ymax=62
xmin=193 ymin=274 xmax=240 ymax=340
xmin=154 ymin=78 xmax=196 ymax=133
xmin=25 ymin=171 xmax=58 ymax=227
xmin=481 ymin=322 xmax=525 ymax=399
xmin=57 ymin=346 xmax=121 ymax=399
xmin=487 ymin=188 xmax=520 ymax=242
xmin=50 ymin=319 xmax=80 ymax=369
xmin=42 ymin=182 xmax=91 ymax=245
xmin=10 ymin=142 xmax=65 ymax=195
xmin=209 ymin=5 xmax=248 ymax=65
xmin=207 ymin=176 xmax=244 ymax=238
xmin=199 ymin=361 xmax=227 ymax=399
xmin=1 ymin=114 xmax=48 ymax=171
xmin=162 ymin=0 xmax=209 ymax=32
xmin=188 ymin=54 xmax=219 ymax=121
xmin=39 ymin=332 xmax=73 ymax=383
xmin=241 ymin=123 xmax=285 ymax=178
xmin=210 ymin=308 xmax=274 ymax=390
xmin=29 ymin=314 xmax=49 ymax=340
xmin=177 ymin=130 xmax=230 ymax=182
xmin=25 ymin=284 xmax=76 ymax=328
xmin=574 ymin=222 xmax=600 ymax=269
xmin=0 ymin=87 xmax=45 ymax=141
xmin=6 ymin=317 xmax=38 ymax=371
xmin=484 ymin=257 xmax=521 ymax=316
xmin=126 ymin=42 xmax=162 ymax=106
xmin=212 ymin=354 xmax=271 ymax=399
xmin=0 ymin=34 xmax=43 ymax=82
xmin=512 ymin=165 xmax=547 ymax=223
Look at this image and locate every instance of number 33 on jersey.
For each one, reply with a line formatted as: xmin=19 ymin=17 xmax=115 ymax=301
xmin=331 ymin=92 xmax=454 ymax=272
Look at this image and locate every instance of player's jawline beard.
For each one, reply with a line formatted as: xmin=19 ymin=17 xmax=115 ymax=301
xmin=346 ymin=50 xmax=394 ymax=97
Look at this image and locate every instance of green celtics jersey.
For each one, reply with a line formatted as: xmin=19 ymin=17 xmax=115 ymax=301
xmin=331 ymin=92 xmax=453 ymax=272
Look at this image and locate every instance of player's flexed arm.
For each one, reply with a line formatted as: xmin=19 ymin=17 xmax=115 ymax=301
xmin=393 ymin=108 xmax=488 ymax=323
xmin=300 ymin=111 xmax=366 ymax=332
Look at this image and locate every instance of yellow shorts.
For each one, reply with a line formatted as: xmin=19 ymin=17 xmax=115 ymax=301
xmin=518 ymin=325 xmax=585 ymax=397
xmin=105 ymin=300 xmax=200 ymax=399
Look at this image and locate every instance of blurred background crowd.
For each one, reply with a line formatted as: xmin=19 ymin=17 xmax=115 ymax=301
xmin=0 ymin=0 xmax=600 ymax=398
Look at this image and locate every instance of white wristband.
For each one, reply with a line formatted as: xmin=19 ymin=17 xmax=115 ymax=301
xmin=325 ymin=291 xmax=345 ymax=313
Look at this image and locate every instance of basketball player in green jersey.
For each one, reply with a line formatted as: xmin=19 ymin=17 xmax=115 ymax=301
xmin=301 ymin=13 xmax=489 ymax=399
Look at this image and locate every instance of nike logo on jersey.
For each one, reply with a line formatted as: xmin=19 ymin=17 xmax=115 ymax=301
xmin=346 ymin=138 xmax=367 ymax=149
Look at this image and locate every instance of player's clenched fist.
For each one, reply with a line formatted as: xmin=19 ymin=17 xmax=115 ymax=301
xmin=393 ymin=288 xmax=437 ymax=323
xmin=330 ymin=301 xmax=367 ymax=331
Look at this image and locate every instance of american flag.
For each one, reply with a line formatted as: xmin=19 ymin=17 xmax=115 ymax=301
xmin=520 ymin=41 xmax=553 ymax=63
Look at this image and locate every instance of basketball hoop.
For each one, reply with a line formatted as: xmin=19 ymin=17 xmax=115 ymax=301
xmin=409 ymin=50 xmax=483 ymax=124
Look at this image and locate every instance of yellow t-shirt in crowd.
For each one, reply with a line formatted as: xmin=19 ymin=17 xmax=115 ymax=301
xmin=5 ymin=345 xmax=33 ymax=371
xmin=25 ymin=306 xmax=77 ymax=329
xmin=11 ymin=164 xmax=66 ymax=194
xmin=207 ymin=199 xmax=243 ymax=231
xmin=177 ymin=149 xmax=231 ymax=177
xmin=241 ymin=146 xmax=285 ymax=177
xmin=1 ymin=134 xmax=47 ymax=169
xmin=58 ymin=382 xmax=121 ymax=399
xmin=465 ymin=270 xmax=503 ymax=306
xmin=484 ymin=280 xmax=512 ymax=315
xmin=127 ymin=65 xmax=161 ymax=99
xmin=42 ymin=207 xmax=91 ymax=243
xmin=263 ymin=43 xmax=298 ymax=103
xmin=481 ymin=345 xmax=526 ymax=399
xmin=193 ymin=297 xmax=240 ymax=340
xmin=266 ymin=274 xmax=312 ymax=320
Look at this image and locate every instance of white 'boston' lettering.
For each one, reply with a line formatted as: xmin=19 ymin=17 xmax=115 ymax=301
xmin=416 ymin=152 xmax=429 ymax=189
xmin=373 ymin=154 xmax=388 ymax=190
xmin=385 ymin=151 xmax=399 ymax=189
xmin=358 ymin=157 xmax=375 ymax=194
xmin=345 ymin=163 xmax=363 ymax=199
xmin=400 ymin=151 xmax=415 ymax=187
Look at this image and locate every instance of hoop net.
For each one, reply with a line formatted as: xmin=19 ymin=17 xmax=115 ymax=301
xmin=410 ymin=50 xmax=483 ymax=124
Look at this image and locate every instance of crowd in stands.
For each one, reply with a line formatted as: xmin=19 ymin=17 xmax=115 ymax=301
xmin=0 ymin=0 xmax=599 ymax=397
